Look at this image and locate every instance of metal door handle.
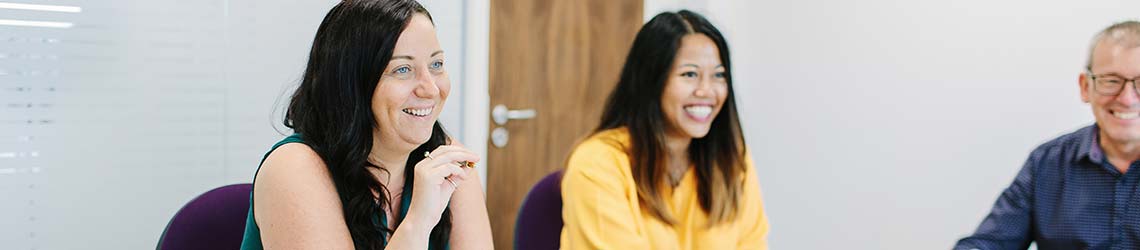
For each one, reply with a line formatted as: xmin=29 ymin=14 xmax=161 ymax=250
xmin=492 ymin=104 xmax=536 ymax=125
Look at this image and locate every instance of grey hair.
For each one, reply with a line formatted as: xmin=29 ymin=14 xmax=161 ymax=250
xmin=1087 ymin=20 xmax=1140 ymax=70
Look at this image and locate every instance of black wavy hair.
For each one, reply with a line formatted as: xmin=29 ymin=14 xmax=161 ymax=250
xmin=284 ymin=0 xmax=450 ymax=249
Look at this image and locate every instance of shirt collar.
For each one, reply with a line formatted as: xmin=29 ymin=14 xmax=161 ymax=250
xmin=1081 ymin=124 xmax=1105 ymax=165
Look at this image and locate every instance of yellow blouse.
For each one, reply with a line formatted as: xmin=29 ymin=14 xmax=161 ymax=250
xmin=560 ymin=128 xmax=770 ymax=250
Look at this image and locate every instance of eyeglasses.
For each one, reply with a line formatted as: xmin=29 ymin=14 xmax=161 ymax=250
xmin=1089 ymin=72 xmax=1140 ymax=96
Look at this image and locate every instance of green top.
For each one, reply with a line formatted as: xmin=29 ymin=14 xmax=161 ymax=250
xmin=239 ymin=134 xmax=445 ymax=249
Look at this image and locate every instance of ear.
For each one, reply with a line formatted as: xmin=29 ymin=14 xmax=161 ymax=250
xmin=1080 ymin=72 xmax=1091 ymax=103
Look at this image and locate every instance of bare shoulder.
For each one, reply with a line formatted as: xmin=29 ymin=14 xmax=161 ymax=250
xmin=254 ymin=142 xmax=338 ymax=206
xmin=256 ymin=143 xmax=331 ymax=187
xmin=253 ymin=142 xmax=353 ymax=247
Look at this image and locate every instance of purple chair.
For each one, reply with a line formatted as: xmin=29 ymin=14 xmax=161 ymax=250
xmin=514 ymin=170 xmax=565 ymax=250
xmin=157 ymin=183 xmax=253 ymax=250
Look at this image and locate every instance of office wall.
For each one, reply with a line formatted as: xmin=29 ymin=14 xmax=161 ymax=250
xmin=0 ymin=0 xmax=468 ymax=249
xmin=7 ymin=0 xmax=1138 ymax=249
xmin=697 ymin=0 xmax=1139 ymax=249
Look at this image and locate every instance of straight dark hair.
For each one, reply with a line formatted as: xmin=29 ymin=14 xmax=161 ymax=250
xmin=284 ymin=0 xmax=450 ymax=249
xmin=596 ymin=10 xmax=746 ymax=226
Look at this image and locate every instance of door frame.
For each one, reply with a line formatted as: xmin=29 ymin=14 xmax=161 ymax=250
xmin=461 ymin=0 xmax=490 ymax=190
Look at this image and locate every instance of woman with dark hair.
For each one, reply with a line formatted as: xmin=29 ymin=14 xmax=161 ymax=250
xmin=560 ymin=10 xmax=769 ymax=250
xmin=239 ymin=0 xmax=492 ymax=249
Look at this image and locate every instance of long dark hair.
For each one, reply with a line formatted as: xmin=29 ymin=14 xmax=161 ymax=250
xmin=596 ymin=10 xmax=746 ymax=226
xmin=284 ymin=0 xmax=451 ymax=249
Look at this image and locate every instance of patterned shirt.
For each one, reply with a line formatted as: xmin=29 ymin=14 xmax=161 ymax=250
xmin=956 ymin=125 xmax=1140 ymax=250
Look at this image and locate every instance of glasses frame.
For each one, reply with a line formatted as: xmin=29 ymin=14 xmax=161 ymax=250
xmin=1088 ymin=71 xmax=1140 ymax=96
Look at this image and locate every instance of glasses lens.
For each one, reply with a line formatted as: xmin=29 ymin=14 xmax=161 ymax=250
xmin=1096 ymin=76 xmax=1126 ymax=95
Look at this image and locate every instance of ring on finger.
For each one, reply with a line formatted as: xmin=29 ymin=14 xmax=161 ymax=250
xmin=424 ymin=151 xmax=434 ymax=160
xmin=458 ymin=161 xmax=475 ymax=169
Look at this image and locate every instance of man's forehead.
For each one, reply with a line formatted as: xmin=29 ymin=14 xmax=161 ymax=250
xmin=1091 ymin=40 xmax=1140 ymax=66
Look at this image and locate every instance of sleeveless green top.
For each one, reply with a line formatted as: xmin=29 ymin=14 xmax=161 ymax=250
xmin=239 ymin=134 xmax=445 ymax=249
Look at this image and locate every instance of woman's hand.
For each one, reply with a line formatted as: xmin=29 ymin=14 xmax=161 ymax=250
xmin=405 ymin=145 xmax=481 ymax=228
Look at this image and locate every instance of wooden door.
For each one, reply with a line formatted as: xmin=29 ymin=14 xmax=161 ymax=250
xmin=486 ymin=0 xmax=644 ymax=248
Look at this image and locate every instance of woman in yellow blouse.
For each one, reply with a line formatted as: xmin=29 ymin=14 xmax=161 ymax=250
xmin=560 ymin=10 xmax=769 ymax=250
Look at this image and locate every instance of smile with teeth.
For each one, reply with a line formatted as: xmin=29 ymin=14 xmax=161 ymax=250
xmin=684 ymin=104 xmax=713 ymax=119
xmin=402 ymin=107 xmax=433 ymax=117
xmin=1113 ymin=110 xmax=1140 ymax=120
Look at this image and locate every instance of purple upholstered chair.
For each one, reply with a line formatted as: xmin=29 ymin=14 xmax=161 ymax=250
xmin=157 ymin=183 xmax=253 ymax=250
xmin=514 ymin=170 xmax=565 ymax=250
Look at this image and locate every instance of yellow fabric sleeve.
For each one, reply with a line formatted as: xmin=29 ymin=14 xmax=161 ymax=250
xmin=559 ymin=138 xmax=650 ymax=250
xmin=736 ymin=154 xmax=770 ymax=250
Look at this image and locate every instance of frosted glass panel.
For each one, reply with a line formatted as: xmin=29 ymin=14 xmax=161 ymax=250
xmin=0 ymin=0 xmax=467 ymax=249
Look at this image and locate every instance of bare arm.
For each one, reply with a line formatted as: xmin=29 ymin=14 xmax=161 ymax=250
xmin=441 ymin=139 xmax=494 ymax=249
xmin=253 ymin=143 xmax=354 ymax=249
xmin=446 ymin=167 xmax=494 ymax=249
xmin=388 ymin=144 xmax=483 ymax=249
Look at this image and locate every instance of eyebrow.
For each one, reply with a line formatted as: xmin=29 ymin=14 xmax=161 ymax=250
xmin=390 ymin=50 xmax=444 ymax=61
xmin=678 ymin=63 xmax=725 ymax=69
xmin=1094 ymin=72 xmax=1140 ymax=78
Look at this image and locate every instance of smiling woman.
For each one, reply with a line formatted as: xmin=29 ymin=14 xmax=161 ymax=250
xmin=238 ymin=0 xmax=492 ymax=249
xmin=559 ymin=10 xmax=769 ymax=250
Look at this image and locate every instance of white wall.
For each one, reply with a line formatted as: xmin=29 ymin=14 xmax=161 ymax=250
xmin=689 ymin=0 xmax=1138 ymax=249
xmin=0 ymin=0 xmax=470 ymax=249
xmin=8 ymin=0 xmax=1137 ymax=248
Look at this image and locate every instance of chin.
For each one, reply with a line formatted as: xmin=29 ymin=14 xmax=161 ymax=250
xmin=684 ymin=128 xmax=712 ymax=139
xmin=403 ymin=129 xmax=435 ymax=145
xmin=1097 ymin=115 xmax=1134 ymax=141
xmin=404 ymin=136 xmax=431 ymax=146
xmin=1105 ymin=129 xmax=1140 ymax=143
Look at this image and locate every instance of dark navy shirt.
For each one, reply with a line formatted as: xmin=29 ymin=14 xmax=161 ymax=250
xmin=955 ymin=125 xmax=1140 ymax=250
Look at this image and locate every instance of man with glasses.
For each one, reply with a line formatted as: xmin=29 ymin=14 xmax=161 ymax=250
xmin=955 ymin=21 xmax=1140 ymax=250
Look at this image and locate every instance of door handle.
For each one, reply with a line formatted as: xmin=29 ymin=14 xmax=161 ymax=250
xmin=492 ymin=104 xmax=536 ymax=126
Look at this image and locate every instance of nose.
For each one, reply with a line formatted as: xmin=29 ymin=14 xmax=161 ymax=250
xmin=413 ymin=66 xmax=439 ymax=98
xmin=693 ymin=75 xmax=712 ymax=97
